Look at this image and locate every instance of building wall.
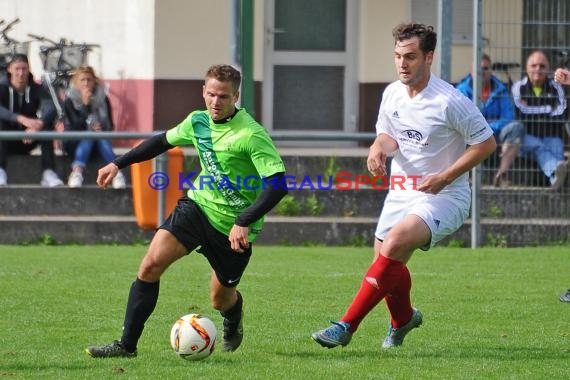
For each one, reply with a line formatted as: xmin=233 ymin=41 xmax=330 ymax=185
xmin=154 ymin=0 xmax=231 ymax=78
xmin=0 ymin=0 xmax=155 ymax=79
xmin=358 ymin=0 xmax=405 ymax=84
xmin=0 ymin=0 xmax=157 ymax=143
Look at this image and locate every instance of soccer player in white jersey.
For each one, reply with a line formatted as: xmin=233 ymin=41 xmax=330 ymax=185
xmin=312 ymin=22 xmax=497 ymax=349
xmin=553 ymin=67 xmax=570 ymax=303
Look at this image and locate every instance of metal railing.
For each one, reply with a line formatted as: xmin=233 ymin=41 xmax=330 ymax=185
xmin=0 ymin=130 xmax=377 ymax=141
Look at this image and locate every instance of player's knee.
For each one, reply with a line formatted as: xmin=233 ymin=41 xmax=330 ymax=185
xmin=137 ymin=257 xmax=165 ymax=282
xmin=381 ymin=236 xmax=419 ymax=261
xmin=381 ymin=237 xmax=406 ymax=256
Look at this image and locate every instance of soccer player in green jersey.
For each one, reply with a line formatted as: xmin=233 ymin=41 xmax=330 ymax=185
xmin=86 ymin=64 xmax=287 ymax=358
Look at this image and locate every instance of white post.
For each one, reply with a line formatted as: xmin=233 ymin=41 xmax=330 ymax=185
xmin=471 ymin=0 xmax=483 ymax=248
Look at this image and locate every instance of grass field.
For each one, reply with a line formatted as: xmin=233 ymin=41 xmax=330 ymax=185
xmin=0 ymin=245 xmax=568 ymax=379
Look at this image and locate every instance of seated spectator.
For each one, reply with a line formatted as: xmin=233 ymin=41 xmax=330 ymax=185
xmin=511 ymin=50 xmax=568 ymax=190
xmin=63 ymin=66 xmax=125 ymax=189
xmin=456 ymin=53 xmax=524 ymax=187
xmin=0 ymin=54 xmax=64 ymax=186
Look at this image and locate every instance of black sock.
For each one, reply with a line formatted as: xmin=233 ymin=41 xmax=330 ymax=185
xmin=221 ymin=291 xmax=243 ymax=321
xmin=120 ymin=278 xmax=160 ymax=352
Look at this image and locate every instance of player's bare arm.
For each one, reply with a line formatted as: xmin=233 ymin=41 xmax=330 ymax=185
xmin=367 ymin=134 xmax=398 ymax=176
xmin=418 ymin=135 xmax=497 ymax=194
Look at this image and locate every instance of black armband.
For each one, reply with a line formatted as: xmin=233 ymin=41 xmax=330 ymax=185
xmin=113 ymin=132 xmax=173 ymax=169
xmin=235 ymin=172 xmax=288 ymax=227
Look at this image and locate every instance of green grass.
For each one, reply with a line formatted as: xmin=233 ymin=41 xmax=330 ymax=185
xmin=0 ymin=245 xmax=568 ymax=379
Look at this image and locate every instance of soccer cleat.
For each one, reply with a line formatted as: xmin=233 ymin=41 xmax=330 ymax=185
xmin=85 ymin=340 xmax=137 ymax=358
xmin=382 ymin=308 xmax=423 ymax=349
xmin=222 ymin=312 xmax=243 ymax=352
xmin=41 ymin=169 xmax=64 ymax=187
xmin=560 ymin=289 xmax=570 ymax=303
xmin=311 ymin=321 xmax=352 ymax=348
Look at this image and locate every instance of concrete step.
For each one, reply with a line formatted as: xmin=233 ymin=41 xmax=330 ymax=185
xmin=2 ymin=184 xmax=568 ymax=219
xmin=0 ymin=214 xmax=566 ymax=247
xmin=257 ymin=216 xmax=570 ymax=247
xmin=0 ymin=150 xmax=568 ymax=246
xmin=474 ymin=187 xmax=570 ymax=219
xmin=269 ymin=187 xmax=570 ymax=219
xmin=3 ymin=154 xmax=132 ymax=185
xmin=0 ymin=215 xmax=376 ymax=246
xmin=0 ymin=185 xmax=133 ymax=216
xmin=0 ymin=215 xmax=154 ymax=244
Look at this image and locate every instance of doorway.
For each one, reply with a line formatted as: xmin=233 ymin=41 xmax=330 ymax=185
xmin=263 ymin=0 xmax=358 ymax=135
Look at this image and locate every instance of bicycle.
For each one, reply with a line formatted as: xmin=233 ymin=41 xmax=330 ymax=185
xmin=27 ymin=32 xmax=100 ymax=118
xmin=0 ymin=18 xmax=31 ymax=79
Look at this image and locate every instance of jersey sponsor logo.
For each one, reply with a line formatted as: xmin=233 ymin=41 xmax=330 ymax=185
xmin=401 ymin=129 xmax=423 ymax=142
xmin=392 ymin=110 xmax=400 ymax=118
xmin=397 ymin=129 xmax=429 ymax=150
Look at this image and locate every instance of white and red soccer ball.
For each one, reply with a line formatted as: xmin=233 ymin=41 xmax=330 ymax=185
xmin=170 ymin=313 xmax=217 ymax=361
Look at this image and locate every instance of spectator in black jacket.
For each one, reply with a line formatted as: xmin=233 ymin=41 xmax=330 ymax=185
xmin=63 ymin=66 xmax=125 ymax=189
xmin=0 ymin=54 xmax=63 ymax=186
xmin=511 ymin=50 xmax=568 ymax=190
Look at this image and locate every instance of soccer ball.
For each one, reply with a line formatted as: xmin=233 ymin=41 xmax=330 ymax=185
xmin=170 ymin=313 xmax=217 ymax=361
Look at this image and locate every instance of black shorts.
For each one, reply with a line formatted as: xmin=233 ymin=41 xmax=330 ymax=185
xmin=159 ymin=196 xmax=252 ymax=287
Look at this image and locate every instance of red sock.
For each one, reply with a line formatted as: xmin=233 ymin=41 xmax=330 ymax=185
xmin=385 ymin=265 xmax=413 ymax=328
xmin=341 ymin=255 xmax=405 ymax=332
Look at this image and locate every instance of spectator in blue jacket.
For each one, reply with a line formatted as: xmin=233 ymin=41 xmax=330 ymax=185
xmin=456 ymin=54 xmax=524 ymax=187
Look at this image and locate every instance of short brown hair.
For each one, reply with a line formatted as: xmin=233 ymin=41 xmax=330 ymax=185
xmin=392 ymin=22 xmax=437 ymax=54
xmin=205 ymin=64 xmax=241 ymax=92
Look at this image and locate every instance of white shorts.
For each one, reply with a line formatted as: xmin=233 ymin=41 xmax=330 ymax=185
xmin=375 ymin=190 xmax=470 ymax=250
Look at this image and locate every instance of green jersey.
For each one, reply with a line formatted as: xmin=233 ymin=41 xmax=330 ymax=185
xmin=166 ymin=109 xmax=285 ymax=241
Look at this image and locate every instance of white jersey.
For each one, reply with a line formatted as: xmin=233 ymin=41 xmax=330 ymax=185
xmin=375 ymin=74 xmax=493 ymax=199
